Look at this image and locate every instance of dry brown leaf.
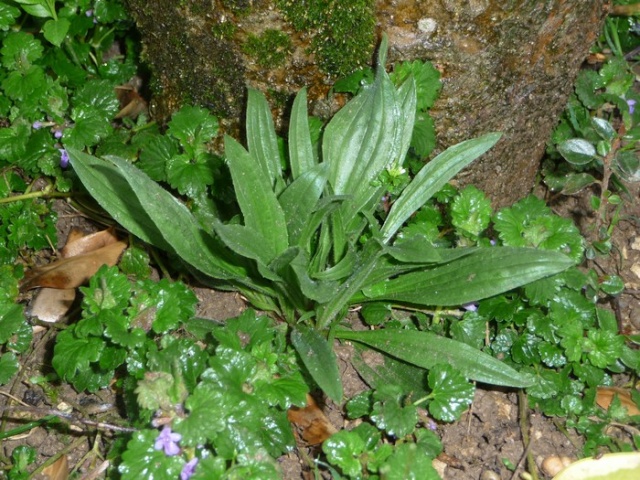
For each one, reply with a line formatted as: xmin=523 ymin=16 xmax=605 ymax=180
xmin=115 ymin=85 xmax=147 ymax=119
xmin=596 ymin=386 xmax=640 ymax=416
xmin=60 ymin=227 xmax=120 ymax=258
xmin=21 ymin=240 xmax=127 ymax=291
xmin=287 ymin=394 xmax=337 ymax=445
xmin=42 ymin=455 xmax=68 ymax=480
xmin=28 ymin=288 xmax=76 ymax=323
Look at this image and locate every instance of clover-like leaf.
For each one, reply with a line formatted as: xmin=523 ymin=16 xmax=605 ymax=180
xmin=323 ymin=430 xmax=366 ymax=478
xmin=426 ymin=364 xmax=475 ymax=422
xmin=370 ymin=384 xmax=418 ymax=437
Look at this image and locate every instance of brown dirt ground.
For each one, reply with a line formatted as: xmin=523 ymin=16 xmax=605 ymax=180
xmin=2 ymin=178 xmax=639 ymax=480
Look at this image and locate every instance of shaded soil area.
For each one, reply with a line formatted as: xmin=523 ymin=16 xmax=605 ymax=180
xmin=2 ymin=179 xmax=639 ymax=479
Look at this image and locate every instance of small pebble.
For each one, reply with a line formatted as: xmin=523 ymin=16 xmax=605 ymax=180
xmin=541 ymin=455 xmax=572 ymax=477
xmin=480 ymin=470 xmax=500 ymax=480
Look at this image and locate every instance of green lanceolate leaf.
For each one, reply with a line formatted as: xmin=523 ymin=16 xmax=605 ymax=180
xmin=324 ymin=35 xmax=407 ymax=237
xmin=291 ymin=325 xmax=343 ymax=402
xmin=289 ymin=88 xmax=316 ymax=179
xmin=225 ymin=136 xmax=288 ymax=262
xmin=246 ymin=89 xmax=284 ymax=193
xmin=316 ymin=239 xmax=385 ymax=329
xmin=358 ymin=247 xmax=574 ymax=306
xmin=381 ymin=133 xmax=501 ymax=243
xmin=68 ymin=149 xmax=245 ymax=281
xmin=213 ymin=222 xmax=274 ymax=267
xmin=335 ymin=329 xmax=535 ymax=388
xmin=278 ymin=163 xmax=328 ymax=246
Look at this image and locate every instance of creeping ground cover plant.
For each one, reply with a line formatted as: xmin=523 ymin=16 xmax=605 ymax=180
xmin=67 ymin=35 xmax=576 ymax=403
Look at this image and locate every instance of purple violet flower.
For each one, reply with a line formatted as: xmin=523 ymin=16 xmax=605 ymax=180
xmin=180 ymin=458 xmax=199 ymax=480
xmin=85 ymin=9 xmax=93 ymax=17
xmin=32 ymin=121 xmax=43 ymax=130
xmin=54 ymin=130 xmax=63 ymax=139
xmin=627 ymin=99 xmax=636 ymax=115
xmin=154 ymin=426 xmax=182 ymax=456
xmin=59 ymin=149 xmax=70 ymax=169
xmin=462 ymin=302 xmax=478 ymax=312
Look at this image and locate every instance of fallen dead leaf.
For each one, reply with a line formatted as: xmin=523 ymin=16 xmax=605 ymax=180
xmin=60 ymin=227 xmax=120 ymax=258
xmin=23 ymin=228 xmax=127 ymax=322
xmin=28 ymin=288 xmax=76 ymax=323
xmin=42 ymin=455 xmax=68 ymax=480
xmin=115 ymin=84 xmax=147 ymax=119
xmin=21 ymin=241 xmax=127 ymax=291
xmin=596 ymin=386 xmax=640 ymax=416
xmin=287 ymin=394 xmax=337 ymax=445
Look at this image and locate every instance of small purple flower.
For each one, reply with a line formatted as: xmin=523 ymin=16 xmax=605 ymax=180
xmin=32 ymin=121 xmax=43 ymax=130
xmin=462 ymin=302 xmax=478 ymax=312
xmin=154 ymin=426 xmax=182 ymax=456
xmin=180 ymin=458 xmax=199 ymax=480
xmin=59 ymin=149 xmax=70 ymax=169
xmin=627 ymin=99 xmax=636 ymax=115
xmin=85 ymin=9 xmax=93 ymax=17
xmin=54 ymin=130 xmax=63 ymax=139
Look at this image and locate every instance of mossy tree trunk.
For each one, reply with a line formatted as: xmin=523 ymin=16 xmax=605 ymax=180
xmin=125 ymin=0 xmax=606 ymax=207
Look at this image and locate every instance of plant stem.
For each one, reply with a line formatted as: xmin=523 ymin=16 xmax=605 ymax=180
xmin=0 ymin=189 xmax=70 ymax=204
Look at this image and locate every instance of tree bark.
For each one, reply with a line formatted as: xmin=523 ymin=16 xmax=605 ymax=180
xmin=125 ymin=0 xmax=607 ymax=207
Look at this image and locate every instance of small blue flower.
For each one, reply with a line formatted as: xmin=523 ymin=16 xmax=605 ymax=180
xmin=180 ymin=458 xmax=199 ymax=480
xmin=462 ymin=302 xmax=478 ymax=312
xmin=32 ymin=121 xmax=43 ymax=130
xmin=627 ymin=99 xmax=636 ymax=115
xmin=154 ymin=426 xmax=182 ymax=456
xmin=54 ymin=129 xmax=63 ymax=139
xmin=59 ymin=149 xmax=70 ymax=169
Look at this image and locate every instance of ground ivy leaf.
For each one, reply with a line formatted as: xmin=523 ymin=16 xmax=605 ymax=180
xmin=415 ymin=428 xmax=443 ymax=457
xmin=323 ymin=429 xmax=366 ymax=478
xmin=204 ymin=347 xmax=257 ymax=391
xmin=451 ymin=185 xmax=492 ymax=237
xmin=585 ymin=330 xmax=624 ymax=368
xmin=258 ymin=373 xmax=308 ymax=408
xmin=1 ymin=32 xmax=43 ymax=69
xmin=0 ymin=303 xmax=25 ymax=344
xmin=135 ymin=371 xmax=179 ymax=412
xmin=42 ymin=18 xmax=71 ymax=47
xmin=0 ymin=3 xmax=20 ymax=31
xmin=119 ymin=430 xmax=184 ymax=480
xmin=173 ymin=383 xmax=226 ymax=446
xmin=135 ymin=132 xmax=177 ymax=182
xmin=538 ymin=341 xmax=566 ymax=367
xmin=346 ymin=390 xmax=373 ymax=419
xmin=379 ymin=442 xmax=441 ymax=480
xmin=146 ymin=337 xmax=207 ymax=392
xmin=427 ymin=364 xmax=475 ymax=422
xmin=80 ymin=266 xmax=131 ymax=314
xmin=7 ymin=319 xmax=32 ymax=354
xmin=493 ymin=195 xmax=584 ymax=262
xmin=150 ymin=279 xmax=198 ymax=333
xmin=168 ymin=105 xmax=218 ymax=147
xmin=119 ymin=245 xmax=151 ymax=279
xmin=512 ymin=333 xmax=541 ymax=365
xmin=190 ymin=456 xmax=227 ymax=480
xmin=166 ymin=153 xmax=214 ymax=197
xmin=371 ymin=384 xmax=418 ymax=437
xmin=0 ymin=352 xmax=19 ymax=385
xmin=224 ymin=453 xmax=282 ymax=480
xmin=52 ymin=330 xmax=104 ymax=381
xmin=104 ymin=314 xmax=146 ymax=349
xmin=450 ymin=311 xmax=486 ymax=350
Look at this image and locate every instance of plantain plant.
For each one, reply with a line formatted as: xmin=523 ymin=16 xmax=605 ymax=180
xmin=68 ymin=36 xmax=575 ymax=401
